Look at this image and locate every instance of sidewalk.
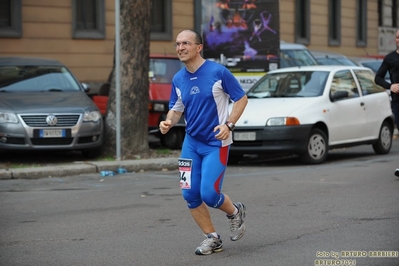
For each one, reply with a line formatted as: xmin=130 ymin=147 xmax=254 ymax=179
xmin=2 ymin=129 xmax=398 ymax=180
xmin=0 ymin=157 xmax=179 ymax=180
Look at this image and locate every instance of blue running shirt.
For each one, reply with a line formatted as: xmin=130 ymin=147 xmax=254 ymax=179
xmin=169 ymin=60 xmax=245 ymax=147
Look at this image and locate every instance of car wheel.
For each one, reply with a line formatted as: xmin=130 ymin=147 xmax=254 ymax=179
xmin=372 ymin=121 xmax=392 ymax=154
xmin=299 ymin=128 xmax=328 ymax=164
xmin=160 ymin=127 xmax=184 ymax=150
xmin=81 ymin=147 xmax=102 ymax=159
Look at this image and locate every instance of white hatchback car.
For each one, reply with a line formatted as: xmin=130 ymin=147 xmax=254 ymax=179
xmin=229 ymin=66 xmax=395 ymax=164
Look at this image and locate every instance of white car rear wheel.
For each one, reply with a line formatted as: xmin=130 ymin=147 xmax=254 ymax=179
xmin=372 ymin=121 xmax=392 ymax=154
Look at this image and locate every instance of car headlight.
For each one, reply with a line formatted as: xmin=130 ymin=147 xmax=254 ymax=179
xmin=0 ymin=112 xmax=18 ymax=124
xmin=83 ymin=111 xmax=102 ymax=122
xmin=267 ymin=117 xmax=300 ymax=126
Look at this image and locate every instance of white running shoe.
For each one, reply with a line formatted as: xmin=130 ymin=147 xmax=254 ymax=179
xmin=195 ymin=234 xmax=223 ymax=255
xmin=227 ymin=202 xmax=246 ymax=241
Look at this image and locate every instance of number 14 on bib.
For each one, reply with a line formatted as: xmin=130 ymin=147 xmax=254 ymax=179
xmin=178 ymin=158 xmax=192 ymax=189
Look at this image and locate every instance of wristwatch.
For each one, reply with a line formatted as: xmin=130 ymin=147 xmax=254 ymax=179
xmin=225 ymin=121 xmax=235 ymax=131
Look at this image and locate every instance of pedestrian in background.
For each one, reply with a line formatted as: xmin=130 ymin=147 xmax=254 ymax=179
xmin=159 ymin=29 xmax=248 ymax=255
xmin=375 ymin=29 xmax=399 ymax=140
xmin=375 ymin=29 xmax=399 ymax=178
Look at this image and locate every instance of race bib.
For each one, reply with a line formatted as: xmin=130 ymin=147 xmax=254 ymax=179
xmin=178 ymin=158 xmax=192 ymax=189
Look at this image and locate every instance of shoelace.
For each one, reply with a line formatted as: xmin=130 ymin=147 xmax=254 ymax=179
xmin=229 ymin=213 xmax=241 ymax=230
xmin=200 ymin=236 xmax=218 ymax=247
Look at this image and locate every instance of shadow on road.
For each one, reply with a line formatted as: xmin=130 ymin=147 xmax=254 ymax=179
xmin=232 ymin=148 xmax=381 ymax=167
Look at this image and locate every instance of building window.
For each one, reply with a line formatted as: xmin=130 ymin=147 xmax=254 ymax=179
xmin=393 ymin=0 xmax=398 ymax=28
xmin=150 ymin=0 xmax=172 ymax=40
xmin=72 ymin=0 xmax=105 ymax=39
xmin=356 ymin=0 xmax=367 ymax=47
xmin=378 ymin=0 xmax=382 ymax=26
xmin=295 ymin=0 xmax=310 ymax=45
xmin=328 ymin=0 xmax=341 ymax=46
xmin=0 ymin=0 xmax=22 ymax=38
xmin=378 ymin=0 xmax=398 ymax=27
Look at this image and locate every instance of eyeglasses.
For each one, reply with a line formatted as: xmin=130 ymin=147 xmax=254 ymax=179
xmin=174 ymin=41 xmax=200 ymax=48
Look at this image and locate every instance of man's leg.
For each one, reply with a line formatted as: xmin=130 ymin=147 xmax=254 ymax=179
xmin=200 ymin=145 xmax=246 ymax=241
xmin=189 ymin=194 xmax=237 ymax=232
xmin=189 ymin=202 xmax=216 ymax=234
xmin=180 ymin=135 xmax=223 ymax=255
xmin=391 ymin=101 xmax=399 ymax=137
xmin=190 ymin=203 xmax=223 ymax=255
xmin=218 ymin=194 xmax=236 ymax=215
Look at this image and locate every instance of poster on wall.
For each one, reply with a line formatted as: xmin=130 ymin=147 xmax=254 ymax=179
xmin=200 ymin=0 xmax=280 ymax=73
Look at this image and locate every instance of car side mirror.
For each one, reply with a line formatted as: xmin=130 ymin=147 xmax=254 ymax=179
xmin=81 ymin=83 xmax=90 ymax=93
xmin=330 ymin=90 xmax=349 ymax=102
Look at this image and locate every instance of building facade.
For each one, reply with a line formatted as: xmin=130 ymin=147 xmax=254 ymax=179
xmin=1 ymin=0 xmax=398 ymax=91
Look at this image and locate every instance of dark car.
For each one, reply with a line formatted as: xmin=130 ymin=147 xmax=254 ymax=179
xmin=280 ymin=42 xmax=319 ymax=68
xmin=310 ymin=50 xmax=358 ymax=66
xmin=0 ymin=57 xmax=103 ymax=158
xmin=350 ymin=57 xmax=390 ymax=83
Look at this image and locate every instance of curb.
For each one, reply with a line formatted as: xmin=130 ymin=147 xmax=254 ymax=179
xmin=0 ymin=157 xmax=179 ymax=180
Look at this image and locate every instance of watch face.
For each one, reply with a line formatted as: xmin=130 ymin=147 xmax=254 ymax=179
xmin=226 ymin=122 xmax=235 ymax=131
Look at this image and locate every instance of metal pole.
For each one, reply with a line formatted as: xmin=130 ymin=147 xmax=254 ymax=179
xmin=115 ymin=0 xmax=121 ymax=160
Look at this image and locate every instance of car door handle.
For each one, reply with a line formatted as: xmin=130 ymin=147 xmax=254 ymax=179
xmin=360 ymin=102 xmax=365 ymax=106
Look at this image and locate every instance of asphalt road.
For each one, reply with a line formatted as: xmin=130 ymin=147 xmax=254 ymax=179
xmin=0 ymin=143 xmax=398 ymax=266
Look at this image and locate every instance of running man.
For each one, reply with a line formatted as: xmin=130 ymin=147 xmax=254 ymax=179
xmin=159 ymin=29 xmax=248 ymax=255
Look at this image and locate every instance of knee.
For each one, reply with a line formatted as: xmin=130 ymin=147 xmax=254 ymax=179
xmin=182 ymin=190 xmax=202 ymax=209
xmin=202 ymin=192 xmax=224 ymax=208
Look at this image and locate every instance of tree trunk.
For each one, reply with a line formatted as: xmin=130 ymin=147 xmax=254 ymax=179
xmin=103 ymin=0 xmax=151 ymax=159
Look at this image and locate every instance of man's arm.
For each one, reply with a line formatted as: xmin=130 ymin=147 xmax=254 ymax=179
xmin=214 ymin=95 xmax=248 ymax=140
xmin=226 ymin=95 xmax=248 ymax=124
xmin=159 ymin=110 xmax=183 ymax=135
xmin=375 ymin=59 xmax=391 ymax=90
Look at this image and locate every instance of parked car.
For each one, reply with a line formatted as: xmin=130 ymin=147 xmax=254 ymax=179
xmin=233 ymin=41 xmax=319 ymax=92
xmin=310 ymin=50 xmax=357 ymax=66
xmin=350 ymin=57 xmax=390 ymax=83
xmin=0 ymin=57 xmax=103 ymax=158
xmin=229 ymin=65 xmax=395 ymax=164
xmin=280 ymin=41 xmax=319 ymax=68
xmin=92 ymin=54 xmax=185 ymax=150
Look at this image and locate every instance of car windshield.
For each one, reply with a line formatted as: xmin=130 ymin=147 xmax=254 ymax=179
xmin=280 ymin=49 xmax=318 ymax=68
xmin=148 ymin=58 xmax=184 ymax=84
xmin=0 ymin=65 xmax=81 ymax=92
xmin=247 ymin=71 xmax=329 ymax=98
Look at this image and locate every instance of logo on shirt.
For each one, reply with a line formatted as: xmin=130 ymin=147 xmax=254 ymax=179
xmin=190 ymin=86 xmax=200 ymax=95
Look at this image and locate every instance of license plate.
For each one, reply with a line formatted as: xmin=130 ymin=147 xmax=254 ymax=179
xmin=234 ymin=132 xmax=256 ymax=141
xmin=39 ymin=129 xmax=65 ymax=138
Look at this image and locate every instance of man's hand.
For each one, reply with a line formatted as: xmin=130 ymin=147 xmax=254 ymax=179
xmin=214 ymin=124 xmax=231 ymax=140
xmin=159 ymin=119 xmax=172 ymax=135
xmin=391 ymin=83 xmax=399 ymax=93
